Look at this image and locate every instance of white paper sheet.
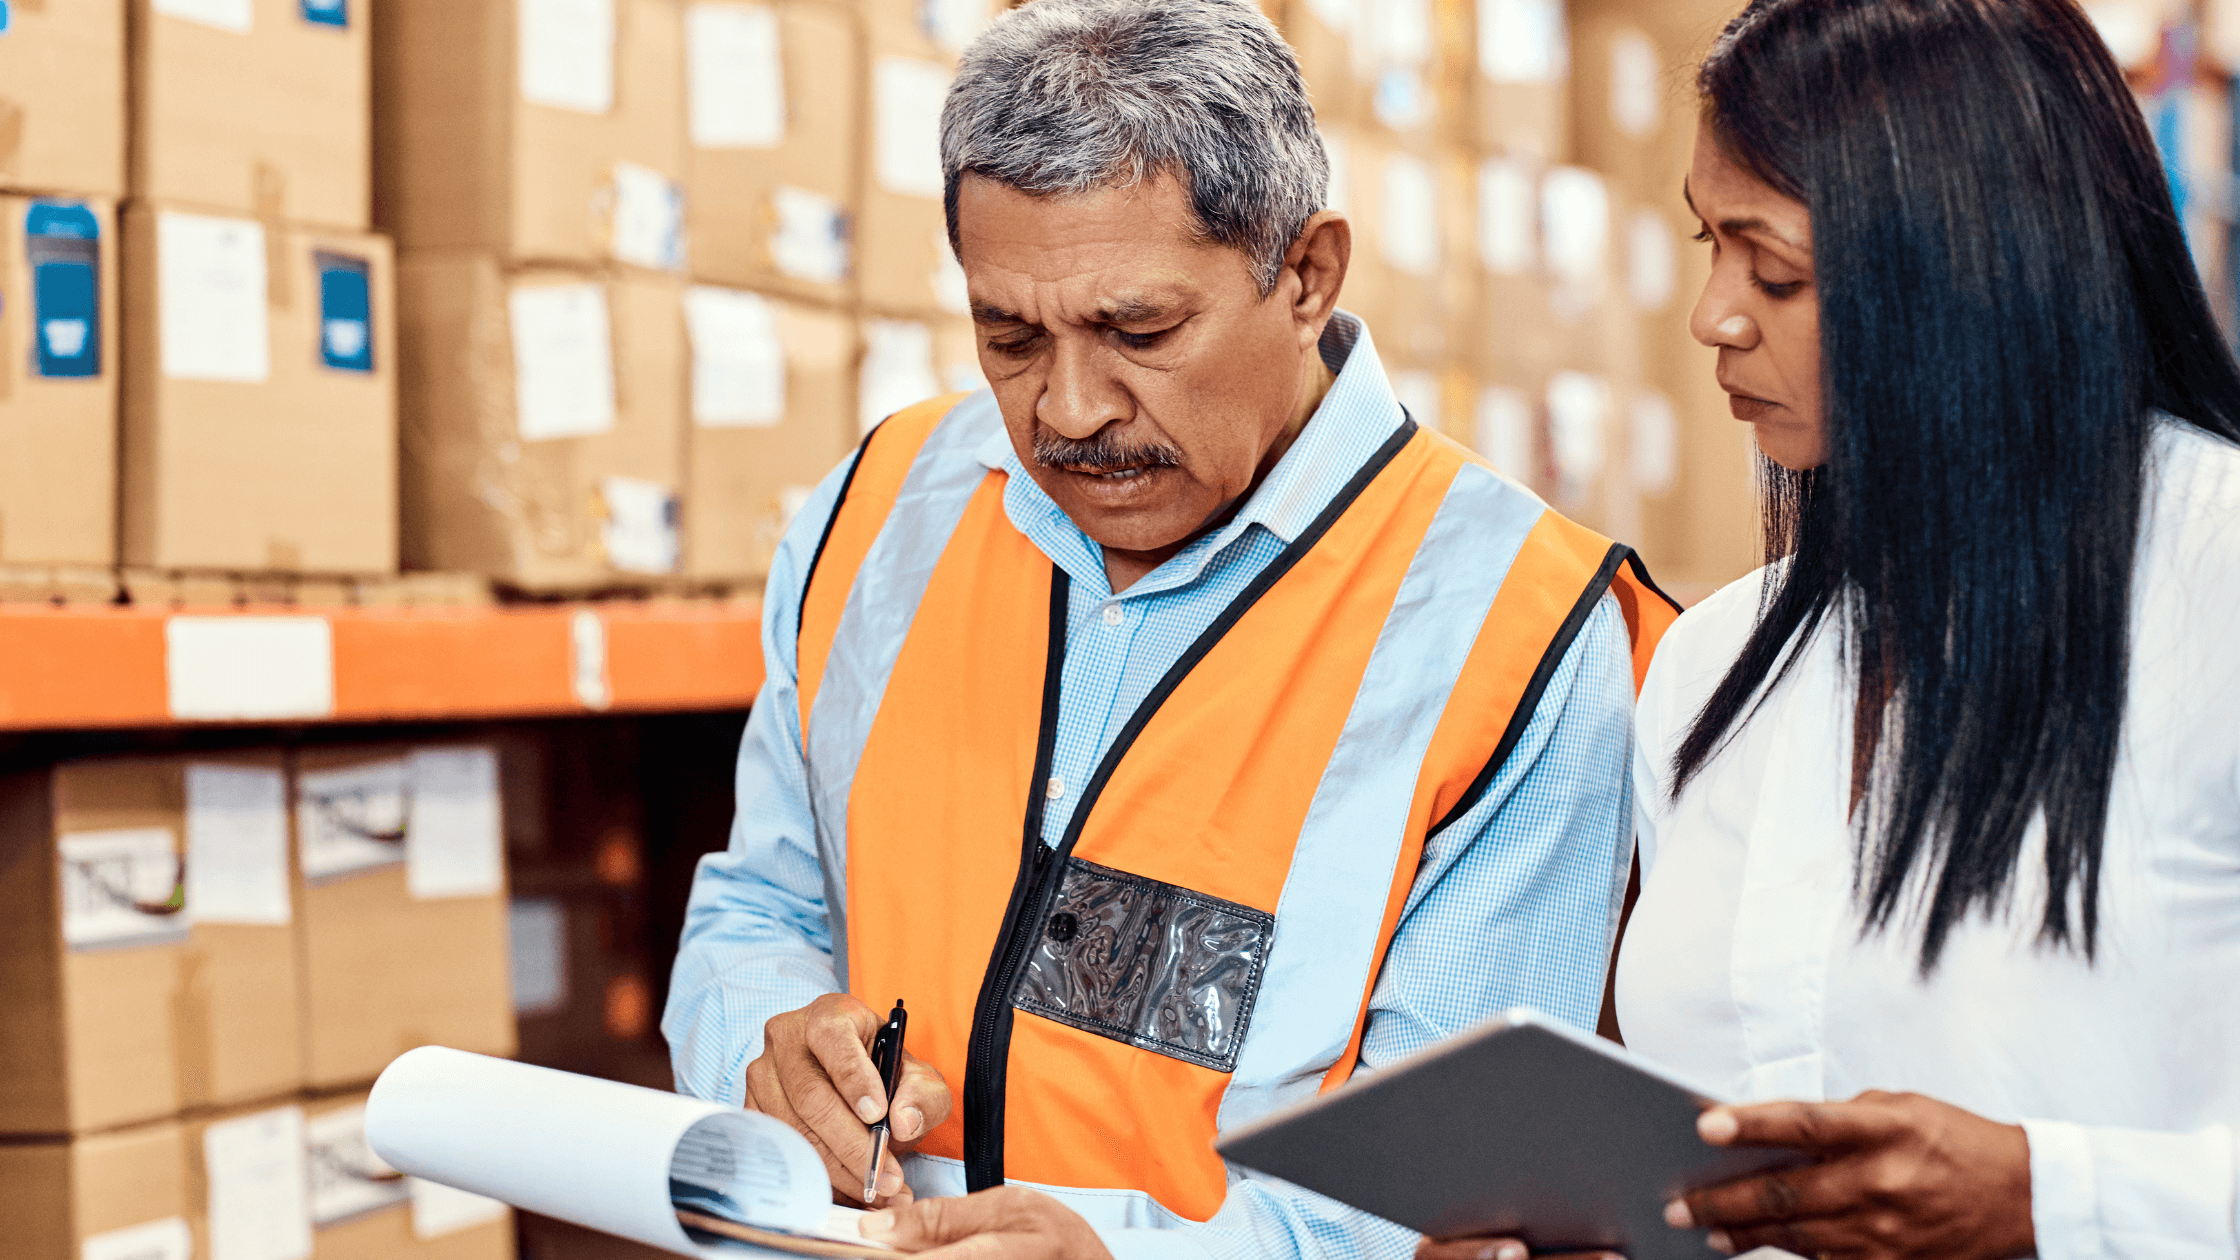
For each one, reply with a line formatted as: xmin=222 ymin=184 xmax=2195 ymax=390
xmin=153 ymin=0 xmax=252 ymax=33
xmin=1390 ymin=371 xmax=1441 ymax=433
xmin=58 ymin=829 xmax=185 ymax=950
xmin=598 ymin=477 xmax=682 ymax=576
xmin=686 ymin=286 xmax=786 ymax=428
xmin=159 ymin=213 xmax=269 ymax=383
xmin=405 ymin=748 xmax=506 ymax=900
xmin=1479 ymin=0 xmax=1568 ymax=84
xmin=1379 ymin=154 xmax=1439 ymax=277
xmin=1476 ymin=385 xmax=1534 ymax=479
xmin=611 ymin=163 xmax=687 ymax=271
xmin=1476 ymin=157 xmax=1538 ymax=275
xmin=571 ymin=609 xmax=612 ymax=711
xmin=1546 ymin=370 xmax=1609 ymax=489
xmin=411 ymin=1179 xmax=511 ymax=1238
xmin=305 ymin=1106 xmax=410 ymax=1227
xmin=874 ymin=58 xmax=951 ymax=199
xmin=1540 ymin=166 xmax=1609 ymax=292
xmin=858 ymin=320 xmax=940 ymax=435
xmin=365 ymin=1047 xmax=847 ymax=1258
xmin=296 ymin=758 xmax=409 ymax=883
xmin=688 ymin=4 xmax=785 ymax=149
xmin=166 ymin=617 xmax=334 ymax=721
xmin=81 ymin=1218 xmax=194 ymax=1260
xmin=1632 ymin=389 xmax=1679 ymax=496
xmin=1608 ymin=28 xmax=1662 ymax=139
xmin=205 ymin=1106 xmax=313 ymax=1260
xmin=520 ymin=0 xmax=616 ymax=113
xmin=184 ymin=763 xmax=291 ymax=926
xmin=921 ymin=0 xmax=990 ymax=54
xmin=770 ymin=186 xmax=850 ymax=284
xmin=511 ymin=283 xmax=618 ymax=440
xmin=509 ymin=896 xmax=570 ymax=1015
xmin=1627 ymin=208 xmax=1677 ymax=313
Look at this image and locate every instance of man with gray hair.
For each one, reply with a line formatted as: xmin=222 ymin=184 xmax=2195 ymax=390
xmin=662 ymin=1 xmax=1677 ymax=1256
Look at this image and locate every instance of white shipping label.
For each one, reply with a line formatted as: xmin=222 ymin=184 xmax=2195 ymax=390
xmin=932 ymin=233 xmax=969 ymax=314
xmin=858 ymin=319 xmax=940 ymax=435
xmin=1364 ymin=0 xmax=1434 ymax=68
xmin=81 ymin=1217 xmax=194 ymax=1260
xmin=153 ymin=0 xmax=252 ymax=32
xmin=1321 ymin=130 xmax=1350 ymax=215
xmin=874 ymin=58 xmax=951 ymax=199
xmin=597 ymin=477 xmax=681 ymax=575
xmin=1540 ymin=166 xmax=1609 ymax=291
xmin=184 ymin=764 xmax=290 ymax=926
xmin=166 ymin=617 xmax=334 ymax=722
xmin=570 ymin=609 xmax=611 ymax=711
xmin=158 ymin=213 xmax=269 ymax=383
xmin=779 ymin=486 xmax=816 ymax=532
xmin=922 ymin=0 xmax=991 ymax=54
xmin=2084 ymin=1 xmax=2158 ymax=69
xmin=58 ymin=829 xmax=185 ymax=950
xmin=520 ymin=0 xmax=616 ymax=113
xmin=1379 ymin=153 xmax=1439 ymax=277
xmin=295 ymin=758 xmax=409 ymax=883
xmin=508 ymin=897 xmax=569 ymax=1015
xmin=305 ymin=1106 xmax=408 ymax=1227
xmin=685 ymin=286 xmax=786 ymax=427
xmin=1476 ymin=157 xmax=1538 ymax=275
xmin=609 ymin=162 xmax=687 ymax=270
xmin=204 ymin=1107 xmax=313 ymax=1260
xmin=688 ymin=4 xmax=785 ymax=148
xmin=1480 ymin=0 xmax=1568 ymax=84
xmin=1305 ymin=0 xmax=1356 ymax=31
xmin=1391 ymin=370 xmax=1441 ymax=433
xmin=1476 ymin=385 xmax=1534 ymax=479
xmin=1372 ymin=69 xmax=1429 ymax=132
xmin=769 ymin=185 xmax=849 ymax=284
xmin=1628 ymin=208 xmax=1678 ymax=313
xmin=1633 ymin=390 xmax=1680 ymax=496
xmin=406 ymin=748 xmax=505 ymax=900
xmin=510 ymin=284 xmax=617 ymax=440
xmin=409 ymin=1179 xmax=509 ymax=1239
xmin=1546 ymin=370 xmax=1610 ymax=488
xmin=1609 ymin=28 xmax=1663 ymax=139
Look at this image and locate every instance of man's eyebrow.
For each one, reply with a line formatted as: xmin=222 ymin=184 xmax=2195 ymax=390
xmin=970 ymin=301 xmax=1028 ymax=325
xmin=1096 ymin=297 xmax=1175 ymax=325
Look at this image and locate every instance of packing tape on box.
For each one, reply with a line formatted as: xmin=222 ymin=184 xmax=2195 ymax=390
xmin=254 ymin=163 xmax=293 ymax=310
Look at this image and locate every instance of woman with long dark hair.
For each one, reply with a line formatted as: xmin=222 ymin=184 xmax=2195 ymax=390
xmin=1423 ymin=1 xmax=2240 ymax=1257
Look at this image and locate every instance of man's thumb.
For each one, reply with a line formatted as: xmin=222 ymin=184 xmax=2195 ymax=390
xmin=861 ymin=1195 xmax=979 ymax=1249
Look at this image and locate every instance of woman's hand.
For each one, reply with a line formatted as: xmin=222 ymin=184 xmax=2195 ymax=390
xmin=1668 ymin=1090 xmax=2033 ymax=1259
xmin=1416 ymin=1239 xmax=1620 ymax=1260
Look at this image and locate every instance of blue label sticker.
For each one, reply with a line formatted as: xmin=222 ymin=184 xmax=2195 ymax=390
xmin=0 ymin=3 xmax=14 ymax=36
xmin=301 ymin=0 xmax=347 ymax=27
xmin=316 ymin=252 xmax=373 ymax=373
xmin=26 ymin=200 xmax=100 ymax=380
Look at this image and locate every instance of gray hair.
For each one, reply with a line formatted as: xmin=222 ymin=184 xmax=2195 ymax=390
xmin=940 ymin=0 xmax=1329 ymax=295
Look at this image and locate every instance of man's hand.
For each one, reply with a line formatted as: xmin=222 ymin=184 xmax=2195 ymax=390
xmin=1668 ymin=1091 xmax=2034 ymax=1259
xmin=743 ymin=993 xmax=952 ymax=1208
xmin=861 ymin=1186 xmax=1114 ymax=1259
xmin=1416 ymin=1241 xmax=1619 ymax=1260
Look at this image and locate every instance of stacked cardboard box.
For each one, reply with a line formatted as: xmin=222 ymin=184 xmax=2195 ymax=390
xmin=0 ymin=747 xmax=514 ymax=1260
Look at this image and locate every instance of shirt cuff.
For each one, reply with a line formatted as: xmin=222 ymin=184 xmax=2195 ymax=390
xmin=2022 ymin=1119 xmax=2099 ymax=1260
xmin=1100 ymin=1227 xmax=1217 ymax=1260
xmin=2022 ymin=1117 xmax=2239 ymax=1260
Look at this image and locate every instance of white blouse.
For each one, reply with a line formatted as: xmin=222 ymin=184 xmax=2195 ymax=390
xmin=1618 ymin=420 xmax=2240 ymax=1260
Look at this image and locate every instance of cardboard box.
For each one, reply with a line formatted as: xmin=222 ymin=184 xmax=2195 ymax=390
xmin=375 ymin=0 xmax=687 ymax=268
xmin=1337 ymin=132 xmax=1474 ymax=369
xmin=0 ymin=195 xmax=119 ymax=565
xmin=0 ymin=1119 xmax=191 ymax=1260
xmin=120 ymin=204 xmax=398 ymax=573
xmin=0 ymin=755 xmax=303 ymax=1135
xmin=301 ymin=1091 xmax=517 ymax=1260
xmin=682 ymin=288 xmax=854 ymax=579
xmin=398 ymin=253 xmax=687 ymax=589
xmin=686 ymin=1 xmax=860 ymax=303
xmin=858 ymin=312 xmax=982 ymax=437
xmin=0 ymin=0 xmax=126 ymax=198
xmin=130 ymin=0 xmax=370 ymax=230
xmin=293 ymin=745 xmax=515 ymax=1089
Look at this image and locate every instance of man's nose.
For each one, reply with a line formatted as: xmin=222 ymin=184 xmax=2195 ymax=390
xmin=1036 ymin=336 xmax=1130 ymax=440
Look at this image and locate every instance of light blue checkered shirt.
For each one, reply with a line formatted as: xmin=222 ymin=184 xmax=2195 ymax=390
xmin=663 ymin=313 xmax=1635 ymax=1260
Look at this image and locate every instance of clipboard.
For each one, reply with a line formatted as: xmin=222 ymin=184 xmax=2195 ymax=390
xmin=1215 ymin=1010 xmax=1805 ymax=1260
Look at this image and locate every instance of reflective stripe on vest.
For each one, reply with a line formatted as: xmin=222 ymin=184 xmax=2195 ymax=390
xmin=796 ymin=392 xmax=1678 ymax=1226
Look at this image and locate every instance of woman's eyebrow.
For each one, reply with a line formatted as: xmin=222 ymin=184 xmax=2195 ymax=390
xmin=1683 ymin=180 xmax=1809 ymax=251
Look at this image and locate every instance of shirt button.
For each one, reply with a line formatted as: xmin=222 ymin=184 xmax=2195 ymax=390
xmin=1100 ymin=604 xmax=1124 ymax=627
xmin=1046 ymin=775 xmax=1065 ymax=800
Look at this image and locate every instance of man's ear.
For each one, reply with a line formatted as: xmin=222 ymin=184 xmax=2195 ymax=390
xmin=1282 ymin=211 xmax=1350 ymax=344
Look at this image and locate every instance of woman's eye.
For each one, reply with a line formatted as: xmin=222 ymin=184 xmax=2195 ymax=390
xmin=1754 ymin=276 xmax=1805 ymax=300
xmin=1692 ymin=226 xmax=1714 ymax=244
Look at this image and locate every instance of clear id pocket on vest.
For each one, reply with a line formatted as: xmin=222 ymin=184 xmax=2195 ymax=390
xmin=1011 ymin=857 xmax=1273 ymax=1073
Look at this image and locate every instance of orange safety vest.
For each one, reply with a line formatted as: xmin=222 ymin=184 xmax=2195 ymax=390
xmin=795 ymin=392 xmax=1677 ymax=1225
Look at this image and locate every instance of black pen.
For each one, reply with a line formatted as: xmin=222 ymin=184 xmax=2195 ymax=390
xmin=863 ymin=998 xmax=908 ymax=1204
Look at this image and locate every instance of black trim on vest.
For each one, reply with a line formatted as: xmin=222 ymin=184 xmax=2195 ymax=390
xmin=962 ymin=566 xmax=1071 ymax=1192
xmin=794 ymin=426 xmax=880 ymax=655
xmin=1426 ymin=541 xmax=1634 ymax=839
xmin=1623 ymin=549 xmax=1686 ymax=615
xmin=959 ymin=417 xmax=1420 ymax=1192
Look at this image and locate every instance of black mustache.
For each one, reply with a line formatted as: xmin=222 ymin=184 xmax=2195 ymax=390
xmin=1032 ymin=431 xmax=1184 ymax=473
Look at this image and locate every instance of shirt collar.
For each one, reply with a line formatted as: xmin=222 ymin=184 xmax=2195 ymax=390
xmin=973 ymin=311 xmax=1406 ymax=572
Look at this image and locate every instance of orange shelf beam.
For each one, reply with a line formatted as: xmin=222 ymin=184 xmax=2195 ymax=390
xmin=0 ymin=602 xmax=766 ymax=731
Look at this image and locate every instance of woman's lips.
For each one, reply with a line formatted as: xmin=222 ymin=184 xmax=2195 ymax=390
xmin=1728 ymin=393 xmax=1778 ymax=422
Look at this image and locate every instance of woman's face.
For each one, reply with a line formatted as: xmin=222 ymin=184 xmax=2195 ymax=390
xmin=1686 ymin=118 xmax=1825 ymax=470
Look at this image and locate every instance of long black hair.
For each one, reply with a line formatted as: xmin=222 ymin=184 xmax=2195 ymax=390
xmin=1676 ymin=0 xmax=2240 ymax=971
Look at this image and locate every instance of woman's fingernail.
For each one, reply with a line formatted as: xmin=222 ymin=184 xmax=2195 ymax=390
xmin=855 ymin=1095 xmax=882 ymax=1123
xmin=1698 ymin=1109 xmax=1739 ymax=1144
xmin=861 ymin=1210 xmax=894 ymax=1240
xmin=1707 ymin=1231 xmax=1734 ymax=1255
xmin=1664 ymin=1199 xmax=1694 ymax=1229
xmin=897 ymin=1105 xmax=924 ymax=1140
xmin=1495 ymin=1242 xmax=1528 ymax=1260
